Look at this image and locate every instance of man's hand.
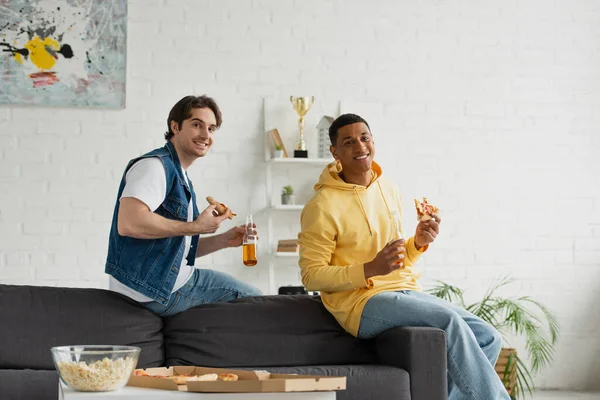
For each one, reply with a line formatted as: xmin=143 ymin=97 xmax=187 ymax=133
xmin=364 ymin=239 xmax=405 ymax=279
xmin=414 ymin=214 xmax=441 ymax=249
xmin=190 ymin=204 xmax=229 ymax=234
xmin=221 ymin=225 xmax=258 ymax=248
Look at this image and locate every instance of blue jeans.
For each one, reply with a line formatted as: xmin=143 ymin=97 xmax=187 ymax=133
xmin=358 ymin=290 xmax=509 ymax=400
xmin=143 ymin=268 xmax=262 ymax=317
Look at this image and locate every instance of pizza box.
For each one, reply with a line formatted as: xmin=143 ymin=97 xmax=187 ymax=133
xmin=127 ymin=366 xmax=346 ymax=393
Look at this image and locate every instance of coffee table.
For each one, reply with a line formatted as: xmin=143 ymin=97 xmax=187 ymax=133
xmin=59 ymin=383 xmax=337 ymax=400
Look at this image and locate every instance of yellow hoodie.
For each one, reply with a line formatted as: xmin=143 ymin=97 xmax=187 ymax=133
xmin=298 ymin=160 xmax=426 ymax=337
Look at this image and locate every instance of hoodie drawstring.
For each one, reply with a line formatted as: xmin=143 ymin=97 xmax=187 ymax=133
xmin=377 ymin=181 xmax=394 ymax=220
xmin=353 ymin=181 xmax=395 ymax=237
xmin=353 ymin=187 xmax=373 ymax=236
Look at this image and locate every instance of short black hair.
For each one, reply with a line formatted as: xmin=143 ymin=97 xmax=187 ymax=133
xmin=164 ymin=95 xmax=222 ymax=141
xmin=329 ymin=113 xmax=370 ymax=145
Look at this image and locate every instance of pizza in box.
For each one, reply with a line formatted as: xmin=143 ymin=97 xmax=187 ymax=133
xmin=132 ymin=368 xmax=271 ymax=385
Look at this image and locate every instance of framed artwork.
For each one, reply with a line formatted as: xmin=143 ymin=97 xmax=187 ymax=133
xmin=0 ymin=0 xmax=127 ymax=109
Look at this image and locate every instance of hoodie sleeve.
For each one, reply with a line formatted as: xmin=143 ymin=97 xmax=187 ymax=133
xmin=298 ymin=201 xmax=369 ymax=292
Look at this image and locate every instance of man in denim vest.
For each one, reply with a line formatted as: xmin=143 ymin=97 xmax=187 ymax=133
xmin=105 ymin=95 xmax=262 ymax=316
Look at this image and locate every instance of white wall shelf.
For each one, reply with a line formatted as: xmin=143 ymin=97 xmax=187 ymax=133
xmin=272 ymin=204 xmax=305 ymax=211
xmin=274 ymin=252 xmax=300 ymax=258
xmin=262 ymin=97 xmax=340 ymax=295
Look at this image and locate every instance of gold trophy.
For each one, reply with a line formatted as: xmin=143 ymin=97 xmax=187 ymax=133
xmin=290 ymin=96 xmax=314 ymax=158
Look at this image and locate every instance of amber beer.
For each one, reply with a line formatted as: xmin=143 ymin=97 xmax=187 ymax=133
xmin=242 ymin=214 xmax=258 ymax=266
xmin=389 ymin=211 xmax=405 ymax=267
xmin=243 ymin=243 xmax=257 ymax=266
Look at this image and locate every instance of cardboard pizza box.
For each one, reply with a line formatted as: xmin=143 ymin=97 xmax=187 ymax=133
xmin=128 ymin=366 xmax=346 ymax=393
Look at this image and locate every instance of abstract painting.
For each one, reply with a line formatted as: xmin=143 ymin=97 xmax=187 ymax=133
xmin=0 ymin=0 xmax=127 ymax=109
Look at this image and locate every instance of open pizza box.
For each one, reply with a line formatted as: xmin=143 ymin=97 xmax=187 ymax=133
xmin=128 ymin=366 xmax=347 ymax=393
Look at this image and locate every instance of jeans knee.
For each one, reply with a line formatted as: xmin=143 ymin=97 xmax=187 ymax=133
xmin=443 ymin=310 xmax=465 ymax=332
xmin=482 ymin=324 xmax=503 ymax=354
xmin=491 ymin=326 xmax=503 ymax=349
xmin=240 ymin=285 xmax=262 ymax=298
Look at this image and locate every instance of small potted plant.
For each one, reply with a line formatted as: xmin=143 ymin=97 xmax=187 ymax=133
xmin=281 ymin=185 xmax=294 ymax=205
xmin=273 ymin=145 xmax=284 ymax=159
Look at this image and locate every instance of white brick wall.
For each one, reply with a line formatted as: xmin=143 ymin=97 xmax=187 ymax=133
xmin=0 ymin=0 xmax=599 ymax=390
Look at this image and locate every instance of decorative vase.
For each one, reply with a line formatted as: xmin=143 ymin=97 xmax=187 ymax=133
xmin=281 ymin=194 xmax=295 ymax=205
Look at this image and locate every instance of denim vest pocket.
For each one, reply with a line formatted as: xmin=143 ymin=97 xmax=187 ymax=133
xmin=159 ymin=196 xmax=189 ymax=221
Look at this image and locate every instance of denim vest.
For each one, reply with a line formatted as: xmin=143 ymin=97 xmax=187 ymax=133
xmin=105 ymin=141 xmax=200 ymax=305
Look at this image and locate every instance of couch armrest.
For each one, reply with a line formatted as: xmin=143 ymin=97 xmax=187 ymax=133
xmin=375 ymin=326 xmax=447 ymax=400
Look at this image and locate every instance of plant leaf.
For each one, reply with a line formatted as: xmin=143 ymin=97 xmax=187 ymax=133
xmin=516 ymin=355 xmax=535 ymax=398
xmin=425 ymin=281 xmax=466 ymax=307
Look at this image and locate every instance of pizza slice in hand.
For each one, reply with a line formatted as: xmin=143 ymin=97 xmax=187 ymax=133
xmin=414 ymin=197 xmax=439 ymax=222
xmin=206 ymin=196 xmax=237 ymax=219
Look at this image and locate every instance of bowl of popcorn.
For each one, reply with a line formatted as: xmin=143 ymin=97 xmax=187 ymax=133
xmin=51 ymin=345 xmax=141 ymax=392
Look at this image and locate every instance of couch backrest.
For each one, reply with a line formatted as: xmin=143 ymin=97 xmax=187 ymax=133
xmin=162 ymin=295 xmax=377 ymax=367
xmin=0 ymin=284 xmax=164 ymax=369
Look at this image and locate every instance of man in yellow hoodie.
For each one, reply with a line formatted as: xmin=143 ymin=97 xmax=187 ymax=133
xmin=298 ymin=113 xmax=509 ymax=400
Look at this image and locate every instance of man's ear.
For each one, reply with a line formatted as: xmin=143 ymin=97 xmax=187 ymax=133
xmin=170 ymin=120 xmax=179 ymax=135
xmin=330 ymin=145 xmax=339 ymax=161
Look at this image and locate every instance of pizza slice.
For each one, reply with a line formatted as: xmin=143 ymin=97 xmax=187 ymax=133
xmin=206 ymin=196 xmax=236 ymax=219
xmin=171 ymin=375 xmax=192 ymax=385
xmin=187 ymin=373 xmax=219 ymax=382
xmin=133 ymin=369 xmax=237 ymax=384
xmin=218 ymin=373 xmax=239 ymax=381
xmin=133 ymin=369 xmax=149 ymax=376
xmin=133 ymin=370 xmax=217 ymax=384
xmin=414 ymin=197 xmax=439 ymax=222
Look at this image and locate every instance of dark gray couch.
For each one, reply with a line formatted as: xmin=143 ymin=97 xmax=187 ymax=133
xmin=0 ymin=284 xmax=448 ymax=400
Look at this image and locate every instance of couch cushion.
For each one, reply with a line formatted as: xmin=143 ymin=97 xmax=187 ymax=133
xmin=163 ymin=295 xmax=377 ymax=367
xmin=0 ymin=284 xmax=164 ymax=369
xmin=265 ymin=365 xmax=410 ymax=400
xmin=0 ymin=369 xmax=59 ymax=400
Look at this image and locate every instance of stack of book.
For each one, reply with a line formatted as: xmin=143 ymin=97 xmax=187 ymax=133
xmin=277 ymin=239 xmax=299 ymax=253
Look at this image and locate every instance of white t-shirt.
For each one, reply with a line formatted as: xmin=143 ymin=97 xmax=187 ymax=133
xmin=109 ymin=157 xmax=195 ymax=302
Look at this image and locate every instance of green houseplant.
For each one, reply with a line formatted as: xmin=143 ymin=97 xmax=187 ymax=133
xmin=273 ymin=144 xmax=284 ymax=158
xmin=281 ymin=185 xmax=294 ymax=205
xmin=427 ymin=277 xmax=559 ymax=398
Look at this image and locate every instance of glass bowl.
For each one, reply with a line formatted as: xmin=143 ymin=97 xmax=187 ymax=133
xmin=51 ymin=345 xmax=141 ymax=392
